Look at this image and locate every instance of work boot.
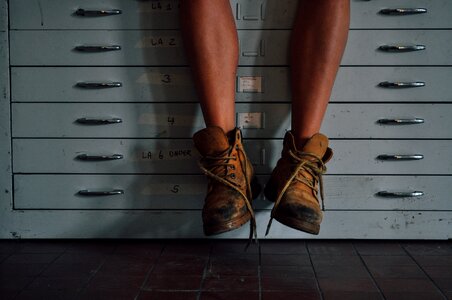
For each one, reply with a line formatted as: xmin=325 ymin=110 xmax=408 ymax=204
xmin=193 ymin=126 xmax=261 ymax=239
xmin=264 ymin=131 xmax=333 ymax=235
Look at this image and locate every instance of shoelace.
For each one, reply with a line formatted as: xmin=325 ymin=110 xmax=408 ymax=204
xmin=265 ymin=150 xmax=327 ymax=236
xmin=197 ymin=145 xmax=258 ymax=248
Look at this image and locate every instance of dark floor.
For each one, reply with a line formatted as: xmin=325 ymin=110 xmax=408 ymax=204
xmin=0 ymin=239 xmax=451 ymax=300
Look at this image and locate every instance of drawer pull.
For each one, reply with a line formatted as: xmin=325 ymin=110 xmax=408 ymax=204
xmin=76 ymin=82 xmax=122 ymax=89
xmin=378 ymin=81 xmax=425 ymax=88
xmin=76 ymin=117 xmax=122 ymax=125
xmin=377 ymin=154 xmax=424 ymax=161
xmin=379 ymin=8 xmax=427 ymax=16
xmin=78 ymin=189 xmax=124 ymax=196
xmin=75 ymin=9 xmax=122 ymax=16
xmin=379 ymin=44 xmax=426 ymax=52
xmin=74 ymin=45 xmax=121 ymax=52
xmin=376 ymin=191 xmax=424 ymax=198
xmin=378 ymin=118 xmax=424 ymax=125
xmin=76 ymin=154 xmax=124 ymax=161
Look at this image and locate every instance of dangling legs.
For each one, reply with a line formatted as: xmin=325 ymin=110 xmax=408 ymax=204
xmin=290 ymin=0 xmax=350 ymax=148
xmin=264 ymin=0 xmax=350 ymax=235
xmin=180 ymin=1 xmax=259 ymax=239
xmin=179 ymin=0 xmax=238 ymax=133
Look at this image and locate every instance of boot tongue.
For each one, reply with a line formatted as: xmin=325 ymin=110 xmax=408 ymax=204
xmin=298 ymin=133 xmax=329 ymax=159
xmin=193 ymin=126 xmax=230 ymax=156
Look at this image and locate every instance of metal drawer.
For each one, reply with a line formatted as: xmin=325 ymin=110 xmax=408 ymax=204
xmin=350 ymin=0 xmax=452 ymax=29
xmin=13 ymin=174 xmax=452 ymax=211
xmin=10 ymin=30 xmax=452 ymax=66
xmin=12 ymin=139 xmax=452 ymax=175
xmin=12 ymin=174 xmax=263 ymax=210
xmin=13 ymin=174 xmax=208 ymax=210
xmin=11 ymin=66 xmax=452 ymax=103
xmin=9 ymin=0 xmax=452 ymax=30
xmin=323 ymin=175 xmax=452 ymax=211
xmin=12 ymin=103 xmax=452 ymax=139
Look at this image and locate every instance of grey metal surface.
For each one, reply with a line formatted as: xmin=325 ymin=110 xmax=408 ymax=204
xmin=10 ymin=30 xmax=452 ymax=66
xmin=323 ymin=176 xmax=452 ymax=211
xmin=14 ymin=174 xmax=452 ymax=211
xmin=11 ymin=66 xmax=452 ymax=103
xmin=11 ymin=103 xmax=452 ymax=139
xmin=1 ymin=209 xmax=450 ymax=239
xmin=12 ymin=139 xmax=452 ymax=175
xmin=0 ymin=0 xmax=6 ymax=31
xmin=3 ymin=0 xmax=452 ymax=240
xmin=9 ymin=0 xmax=452 ymax=30
xmin=0 ymin=8 xmax=13 ymax=238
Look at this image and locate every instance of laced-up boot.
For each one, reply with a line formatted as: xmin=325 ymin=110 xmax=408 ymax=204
xmin=264 ymin=131 xmax=333 ymax=235
xmin=193 ymin=126 xmax=261 ymax=239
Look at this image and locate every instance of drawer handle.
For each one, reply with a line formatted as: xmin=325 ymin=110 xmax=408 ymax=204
xmin=74 ymin=45 xmax=121 ymax=52
xmin=76 ymin=154 xmax=124 ymax=161
xmin=76 ymin=117 xmax=122 ymax=125
xmin=76 ymin=82 xmax=122 ymax=89
xmin=378 ymin=118 xmax=424 ymax=125
xmin=379 ymin=8 xmax=427 ymax=15
xmin=377 ymin=154 xmax=424 ymax=161
xmin=378 ymin=81 xmax=425 ymax=88
xmin=75 ymin=9 xmax=122 ymax=16
xmin=78 ymin=189 xmax=124 ymax=196
xmin=379 ymin=44 xmax=426 ymax=52
xmin=376 ymin=191 xmax=424 ymax=198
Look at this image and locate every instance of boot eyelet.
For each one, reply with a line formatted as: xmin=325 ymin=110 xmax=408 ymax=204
xmin=230 ymin=173 xmax=236 ymax=179
xmin=235 ymin=145 xmax=239 ymax=150
xmin=230 ymin=165 xmax=236 ymax=170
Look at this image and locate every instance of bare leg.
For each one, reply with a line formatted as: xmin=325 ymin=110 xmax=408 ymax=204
xmin=179 ymin=0 xmax=238 ymax=133
xmin=290 ymin=0 xmax=350 ymax=148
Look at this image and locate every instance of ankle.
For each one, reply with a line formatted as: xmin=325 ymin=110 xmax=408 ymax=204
xmin=291 ymin=133 xmax=310 ymax=149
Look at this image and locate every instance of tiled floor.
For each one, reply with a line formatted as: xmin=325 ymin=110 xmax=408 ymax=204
xmin=0 ymin=239 xmax=451 ymax=300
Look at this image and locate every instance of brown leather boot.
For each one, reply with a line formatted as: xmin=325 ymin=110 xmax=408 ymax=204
xmin=264 ymin=131 xmax=333 ymax=235
xmin=193 ymin=126 xmax=261 ymax=238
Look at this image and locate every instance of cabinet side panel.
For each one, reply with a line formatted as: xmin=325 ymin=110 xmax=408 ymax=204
xmin=0 ymin=6 xmax=14 ymax=238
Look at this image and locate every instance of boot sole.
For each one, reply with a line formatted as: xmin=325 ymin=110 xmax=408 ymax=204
xmin=264 ymin=180 xmax=321 ymax=235
xmin=203 ymin=211 xmax=251 ymax=236
xmin=203 ymin=176 xmax=261 ymax=236
xmin=273 ymin=210 xmax=320 ymax=235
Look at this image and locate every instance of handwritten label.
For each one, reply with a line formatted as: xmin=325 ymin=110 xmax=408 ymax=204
xmin=137 ymin=113 xmax=201 ymax=127
xmin=237 ymin=76 xmax=263 ymax=93
xmin=136 ymin=72 xmax=191 ymax=86
xmin=138 ymin=148 xmax=195 ymax=161
xmin=141 ymin=183 xmax=205 ymax=195
xmin=237 ymin=112 xmax=264 ymax=129
xmin=137 ymin=1 xmax=180 ymax=13
xmin=135 ymin=36 xmax=179 ymax=48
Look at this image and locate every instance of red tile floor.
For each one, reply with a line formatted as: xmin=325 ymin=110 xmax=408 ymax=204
xmin=0 ymin=239 xmax=451 ymax=300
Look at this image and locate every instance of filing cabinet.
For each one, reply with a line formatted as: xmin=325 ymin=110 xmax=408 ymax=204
xmin=1 ymin=0 xmax=451 ymax=239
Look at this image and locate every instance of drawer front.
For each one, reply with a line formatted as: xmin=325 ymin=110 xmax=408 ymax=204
xmin=12 ymin=139 xmax=452 ymax=175
xmin=12 ymin=103 xmax=452 ymax=139
xmin=10 ymin=0 xmax=452 ymax=30
xmin=14 ymin=174 xmax=452 ymax=211
xmin=9 ymin=0 xmax=182 ymax=30
xmin=332 ymin=67 xmax=452 ymax=102
xmin=11 ymin=66 xmax=452 ymax=103
xmin=14 ymin=174 xmax=208 ymax=210
xmin=350 ymin=0 xmax=452 ymax=29
xmin=11 ymin=67 xmax=286 ymax=103
xmin=13 ymin=174 xmax=265 ymax=210
xmin=11 ymin=30 xmax=452 ymax=66
xmin=324 ymin=176 xmax=452 ymax=211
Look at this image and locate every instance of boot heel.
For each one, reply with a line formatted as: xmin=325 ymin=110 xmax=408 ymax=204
xmin=250 ymin=176 xmax=262 ymax=199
